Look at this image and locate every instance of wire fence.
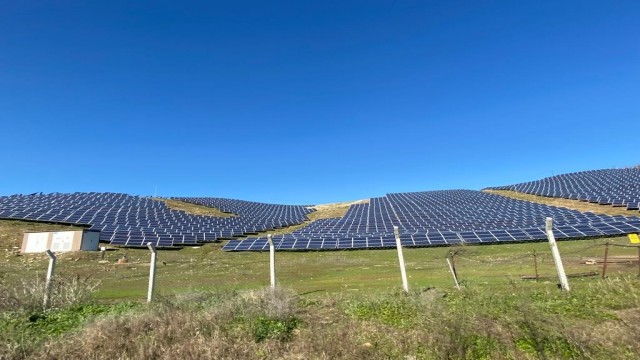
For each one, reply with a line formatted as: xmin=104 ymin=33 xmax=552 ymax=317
xmin=7 ymin=233 xmax=640 ymax=305
xmin=444 ymin=240 xmax=640 ymax=287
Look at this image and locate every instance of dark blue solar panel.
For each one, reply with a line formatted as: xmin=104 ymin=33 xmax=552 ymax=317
xmin=381 ymin=236 xmax=396 ymax=247
xmin=322 ymin=238 xmax=338 ymax=249
xmin=458 ymin=232 xmax=481 ymax=243
xmin=412 ymin=233 xmax=429 ymax=246
xmin=474 ymin=231 xmax=497 ymax=243
xmin=554 ymin=226 xmax=584 ymax=238
xmin=367 ymin=236 xmax=383 ymax=247
xmin=489 ymin=230 xmax=513 ymax=241
xmin=337 ymin=238 xmax=352 ymax=249
xmin=278 ymin=239 xmax=295 ymax=250
xmin=308 ymin=240 xmax=323 ymax=249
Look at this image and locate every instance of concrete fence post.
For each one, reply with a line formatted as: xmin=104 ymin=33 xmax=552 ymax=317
xmin=43 ymin=250 xmax=57 ymax=308
xmin=545 ymin=218 xmax=570 ymax=291
xmin=147 ymin=242 xmax=158 ymax=303
xmin=267 ymin=234 xmax=276 ymax=289
xmin=393 ymin=226 xmax=409 ymax=293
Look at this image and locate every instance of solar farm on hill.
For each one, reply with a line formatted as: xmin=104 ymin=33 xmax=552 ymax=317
xmin=2 ymin=167 xmax=640 ymax=359
xmin=1 ymin=167 xmax=639 ymax=250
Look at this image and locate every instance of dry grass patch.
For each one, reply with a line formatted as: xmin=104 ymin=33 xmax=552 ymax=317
xmin=310 ymin=199 xmax=368 ymax=220
xmin=29 ymin=287 xmax=302 ymax=360
xmin=485 ymin=190 xmax=638 ymax=217
xmin=156 ymin=198 xmax=235 ymax=218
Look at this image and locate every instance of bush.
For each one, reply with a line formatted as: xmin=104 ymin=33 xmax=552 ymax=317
xmin=252 ymin=316 xmax=300 ymax=342
xmin=0 ymin=275 xmax=100 ymax=312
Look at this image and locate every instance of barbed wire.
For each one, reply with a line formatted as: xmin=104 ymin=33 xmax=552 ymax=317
xmin=557 ymin=244 xmax=604 ymax=255
xmin=450 ymin=242 xmax=638 ymax=264
xmin=609 ymin=243 xmax=640 ymax=248
xmin=455 ymin=253 xmax=533 ymax=264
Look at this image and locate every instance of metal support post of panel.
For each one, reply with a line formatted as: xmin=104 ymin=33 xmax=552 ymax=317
xmin=393 ymin=226 xmax=409 ymax=293
xmin=147 ymin=242 xmax=158 ymax=303
xmin=545 ymin=218 xmax=570 ymax=291
xmin=267 ymin=234 xmax=276 ymax=289
xmin=43 ymin=250 xmax=57 ymax=309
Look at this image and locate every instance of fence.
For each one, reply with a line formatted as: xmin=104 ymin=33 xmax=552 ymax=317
xmin=7 ymin=233 xmax=640 ymax=306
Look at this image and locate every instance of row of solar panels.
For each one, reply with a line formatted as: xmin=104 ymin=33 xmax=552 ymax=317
xmin=0 ymin=210 xmax=300 ymax=226
xmin=223 ymin=219 xmax=640 ymax=251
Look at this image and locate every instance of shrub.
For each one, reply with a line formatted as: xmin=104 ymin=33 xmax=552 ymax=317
xmin=0 ymin=275 xmax=100 ymax=312
xmin=252 ymin=316 xmax=300 ymax=342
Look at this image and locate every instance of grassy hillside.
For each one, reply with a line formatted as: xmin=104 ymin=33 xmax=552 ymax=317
xmin=2 ymin=219 xmax=639 ymax=299
xmin=2 ymin=214 xmax=640 ymax=359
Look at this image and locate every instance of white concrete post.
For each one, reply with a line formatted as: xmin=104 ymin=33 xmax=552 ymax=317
xmin=43 ymin=250 xmax=57 ymax=308
xmin=393 ymin=226 xmax=409 ymax=293
xmin=446 ymin=257 xmax=461 ymax=290
xmin=545 ymin=218 xmax=570 ymax=291
xmin=267 ymin=234 xmax=276 ymax=289
xmin=147 ymin=242 xmax=158 ymax=303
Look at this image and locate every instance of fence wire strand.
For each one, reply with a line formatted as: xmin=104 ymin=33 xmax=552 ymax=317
xmin=451 ymin=242 xmax=638 ymax=265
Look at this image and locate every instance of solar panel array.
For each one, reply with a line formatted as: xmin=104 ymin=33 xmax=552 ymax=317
xmin=0 ymin=192 xmax=313 ymax=247
xmin=223 ymin=190 xmax=640 ymax=251
xmin=3 ymin=168 xmax=640 ymax=252
xmin=171 ymin=197 xmax=312 ymax=224
xmin=486 ymin=168 xmax=640 ymax=211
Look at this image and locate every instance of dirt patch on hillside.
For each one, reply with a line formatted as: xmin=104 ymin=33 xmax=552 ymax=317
xmin=156 ymin=199 xmax=235 ymax=218
xmin=485 ymin=190 xmax=637 ymax=217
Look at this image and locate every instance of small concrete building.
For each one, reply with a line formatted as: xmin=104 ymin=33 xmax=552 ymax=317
xmin=21 ymin=230 xmax=100 ymax=253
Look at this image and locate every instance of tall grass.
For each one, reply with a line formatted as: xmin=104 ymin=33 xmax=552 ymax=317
xmin=0 ymin=275 xmax=110 ymax=360
xmin=3 ymin=277 xmax=638 ymax=359
xmin=0 ymin=275 xmax=100 ymax=312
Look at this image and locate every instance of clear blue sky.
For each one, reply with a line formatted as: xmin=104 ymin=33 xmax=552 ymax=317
xmin=1 ymin=1 xmax=638 ymax=205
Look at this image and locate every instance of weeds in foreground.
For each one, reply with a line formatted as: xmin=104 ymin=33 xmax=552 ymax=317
xmin=344 ymin=279 xmax=640 ymax=359
xmin=1 ymin=279 xmax=640 ymax=359
xmin=0 ymin=275 xmax=101 ymax=312
xmin=0 ymin=275 xmax=120 ymax=360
